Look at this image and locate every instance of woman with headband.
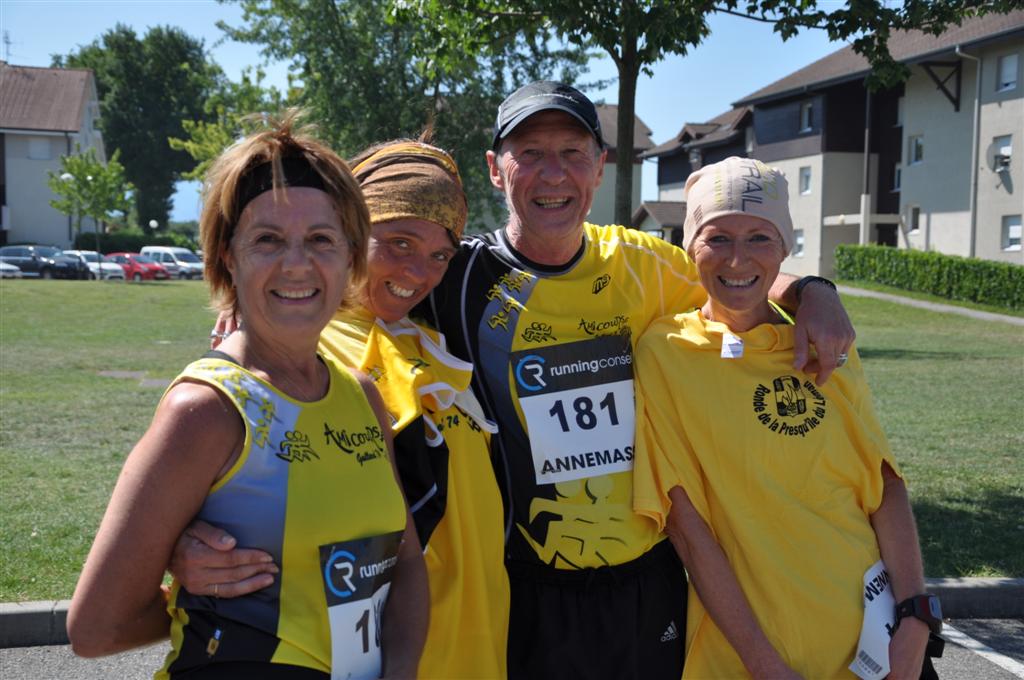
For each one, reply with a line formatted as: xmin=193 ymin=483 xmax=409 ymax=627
xmin=67 ymin=114 xmax=429 ymax=678
xmin=174 ymin=139 xmax=511 ymax=679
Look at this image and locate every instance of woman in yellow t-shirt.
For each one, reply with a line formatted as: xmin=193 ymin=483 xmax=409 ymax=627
xmin=633 ymin=157 xmax=937 ymax=679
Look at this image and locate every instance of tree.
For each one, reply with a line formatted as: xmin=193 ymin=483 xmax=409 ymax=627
xmin=213 ymin=0 xmax=592 ymax=228
xmin=48 ymin=147 xmax=134 ymax=240
xmin=170 ymin=66 xmax=295 ymax=181
xmin=403 ymin=0 xmax=1022 ymax=227
xmin=54 ymin=25 xmax=221 ymax=228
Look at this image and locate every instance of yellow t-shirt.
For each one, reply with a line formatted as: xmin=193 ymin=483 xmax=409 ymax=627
xmin=633 ymin=310 xmax=898 ymax=679
xmin=320 ymin=308 xmax=509 ymax=679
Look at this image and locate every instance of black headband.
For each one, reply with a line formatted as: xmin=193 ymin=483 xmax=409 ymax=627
xmin=235 ymin=155 xmax=328 ymax=216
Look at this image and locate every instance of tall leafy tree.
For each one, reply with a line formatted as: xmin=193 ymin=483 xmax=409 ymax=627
xmin=403 ymin=0 xmax=1021 ymax=226
xmin=54 ymin=25 xmax=220 ymax=227
xmin=215 ymin=0 xmax=592 ymax=228
xmin=170 ymin=67 xmax=295 ymax=181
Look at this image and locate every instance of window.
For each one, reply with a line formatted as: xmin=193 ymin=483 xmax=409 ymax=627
xmin=799 ymin=166 xmax=812 ymax=195
xmin=908 ymin=135 xmax=924 ymax=164
xmin=893 ymin=163 xmax=902 ymax=191
xmin=745 ymin=127 xmax=755 ymax=154
xmin=792 ymin=229 xmax=805 ymax=257
xmin=908 ymin=206 xmax=921 ymax=233
xmin=688 ymin=149 xmax=701 ymax=167
xmin=28 ymin=138 xmax=51 ymax=160
xmin=895 ymin=97 xmax=904 ymax=126
xmin=997 ymin=53 xmax=1018 ymax=92
xmin=799 ymin=101 xmax=813 ymax=132
xmin=1003 ymin=215 xmax=1022 ymax=251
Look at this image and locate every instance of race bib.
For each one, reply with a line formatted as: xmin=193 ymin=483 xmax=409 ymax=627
xmin=849 ymin=559 xmax=896 ymax=680
xmin=320 ymin=531 xmax=403 ymax=680
xmin=511 ymin=335 xmax=635 ymax=485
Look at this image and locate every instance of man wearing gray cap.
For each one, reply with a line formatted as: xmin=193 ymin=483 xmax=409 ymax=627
xmin=420 ymin=80 xmax=855 ymax=679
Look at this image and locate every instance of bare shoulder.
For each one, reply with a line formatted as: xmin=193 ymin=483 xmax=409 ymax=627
xmin=157 ymin=379 xmax=238 ymax=427
xmin=145 ymin=380 xmax=243 ymax=459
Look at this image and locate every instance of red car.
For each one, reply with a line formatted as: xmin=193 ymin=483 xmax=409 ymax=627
xmin=105 ymin=252 xmax=170 ymax=281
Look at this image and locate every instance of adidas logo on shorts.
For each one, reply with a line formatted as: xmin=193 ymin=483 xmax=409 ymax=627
xmin=660 ymin=620 xmax=679 ymax=642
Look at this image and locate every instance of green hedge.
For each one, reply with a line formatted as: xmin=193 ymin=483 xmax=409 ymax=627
xmin=835 ymin=245 xmax=1024 ymax=310
xmin=73 ymin=229 xmax=198 ymax=254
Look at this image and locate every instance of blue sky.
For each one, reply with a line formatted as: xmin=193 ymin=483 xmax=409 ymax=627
xmin=2 ymin=0 xmax=845 ymax=221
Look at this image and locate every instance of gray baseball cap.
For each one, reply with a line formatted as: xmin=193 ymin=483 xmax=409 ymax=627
xmin=492 ymin=81 xmax=604 ymax=150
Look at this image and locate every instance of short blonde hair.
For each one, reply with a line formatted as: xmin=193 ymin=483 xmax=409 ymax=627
xmin=199 ymin=109 xmax=370 ymax=314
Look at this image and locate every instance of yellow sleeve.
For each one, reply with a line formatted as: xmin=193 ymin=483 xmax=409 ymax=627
xmin=633 ymin=322 xmax=711 ymax=530
xmin=657 ymin=238 xmax=707 ymax=318
xmin=623 ymin=227 xmax=706 ymax=330
xmin=832 ymin=344 xmax=901 ymax=515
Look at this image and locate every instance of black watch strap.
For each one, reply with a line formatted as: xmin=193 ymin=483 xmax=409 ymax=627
xmin=794 ymin=275 xmax=837 ymax=302
xmin=896 ymin=594 xmax=943 ymax=635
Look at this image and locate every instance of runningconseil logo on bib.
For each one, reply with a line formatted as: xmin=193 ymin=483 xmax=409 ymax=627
xmin=511 ymin=336 xmax=637 ymax=485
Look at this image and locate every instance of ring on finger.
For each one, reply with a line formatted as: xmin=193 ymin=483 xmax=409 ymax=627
xmin=209 ymin=330 xmax=230 ymax=340
xmin=836 ymin=352 xmax=849 ymax=367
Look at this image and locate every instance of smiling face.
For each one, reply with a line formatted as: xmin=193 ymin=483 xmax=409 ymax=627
xmin=487 ymin=110 xmax=605 ymax=265
xmin=363 ymin=218 xmax=457 ymax=322
xmin=689 ymin=214 xmax=787 ymax=332
xmin=225 ymin=187 xmax=351 ymax=342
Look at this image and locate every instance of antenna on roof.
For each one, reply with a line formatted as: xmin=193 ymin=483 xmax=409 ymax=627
xmin=2 ymin=31 xmax=11 ymax=61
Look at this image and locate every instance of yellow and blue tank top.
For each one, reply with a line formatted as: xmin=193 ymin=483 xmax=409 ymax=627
xmin=157 ymin=353 xmax=407 ymax=679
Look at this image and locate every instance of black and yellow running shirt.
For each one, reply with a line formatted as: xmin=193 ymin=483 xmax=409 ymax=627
xmin=422 ymin=223 xmax=705 ymax=569
xmin=159 ymin=355 xmax=407 ymax=679
xmin=319 ymin=308 xmax=509 ymax=679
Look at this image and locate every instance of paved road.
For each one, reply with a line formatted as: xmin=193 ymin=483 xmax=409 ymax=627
xmin=1 ymin=619 xmax=1021 ymax=679
xmin=837 ymin=285 xmax=1024 ymax=326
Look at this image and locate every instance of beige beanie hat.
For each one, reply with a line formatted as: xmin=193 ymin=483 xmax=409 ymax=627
xmin=683 ymin=156 xmax=793 ymax=254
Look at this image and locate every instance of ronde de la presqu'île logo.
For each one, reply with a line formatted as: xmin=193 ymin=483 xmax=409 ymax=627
xmin=752 ymin=376 xmax=828 ymax=437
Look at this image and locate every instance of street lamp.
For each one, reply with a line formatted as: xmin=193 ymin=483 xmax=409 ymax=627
xmin=148 ymin=219 xmax=158 ymax=231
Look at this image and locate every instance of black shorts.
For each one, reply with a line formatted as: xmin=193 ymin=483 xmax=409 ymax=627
xmin=506 ymin=539 xmax=688 ymax=680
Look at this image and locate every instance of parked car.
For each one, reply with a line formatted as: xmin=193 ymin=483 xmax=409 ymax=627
xmin=140 ymin=246 xmax=204 ymax=279
xmin=0 ymin=245 xmax=89 ymax=279
xmin=0 ymin=261 xmax=23 ymax=278
xmin=104 ymin=252 xmax=170 ymax=281
xmin=64 ymin=250 xmax=126 ymax=280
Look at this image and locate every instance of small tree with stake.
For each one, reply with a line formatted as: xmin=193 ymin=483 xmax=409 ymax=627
xmin=48 ymin=147 xmax=134 ymax=247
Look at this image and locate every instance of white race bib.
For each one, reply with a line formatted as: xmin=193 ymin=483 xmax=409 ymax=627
xmin=320 ymin=531 xmax=403 ymax=679
xmin=511 ymin=335 xmax=635 ymax=485
xmin=849 ymin=559 xmax=896 ymax=680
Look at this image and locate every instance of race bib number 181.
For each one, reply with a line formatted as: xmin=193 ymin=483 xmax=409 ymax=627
xmin=512 ymin=335 xmax=635 ymax=485
xmin=320 ymin=531 xmax=403 ymax=680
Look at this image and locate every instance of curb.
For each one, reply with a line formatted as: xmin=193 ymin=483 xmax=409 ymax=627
xmin=1 ymin=578 xmax=1021 ymax=649
xmin=927 ymin=577 xmax=1024 ymax=619
xmin=0 ymin=600 xmax=70 ymax=648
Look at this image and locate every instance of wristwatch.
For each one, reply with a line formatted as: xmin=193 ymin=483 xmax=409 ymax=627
xmin=895 ymin=594 xmax=943 ymax=635
xmin=794 ymin=275 xmax=837 ymax=302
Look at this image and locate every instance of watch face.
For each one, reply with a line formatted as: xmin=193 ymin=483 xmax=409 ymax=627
xmin=927 ymin=596 xmax=942 ymax=620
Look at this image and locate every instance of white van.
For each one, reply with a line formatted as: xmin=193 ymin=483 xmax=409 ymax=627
xmin=140 ymin=246 xmax=204 ymax=279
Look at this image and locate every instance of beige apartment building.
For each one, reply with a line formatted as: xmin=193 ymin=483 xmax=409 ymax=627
xmin=640 ymin=11 xmax=1023 ymax=277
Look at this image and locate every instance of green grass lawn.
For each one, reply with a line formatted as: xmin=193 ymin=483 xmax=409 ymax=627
xmin=0 ymin=280 xmax=1021 ymax=601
